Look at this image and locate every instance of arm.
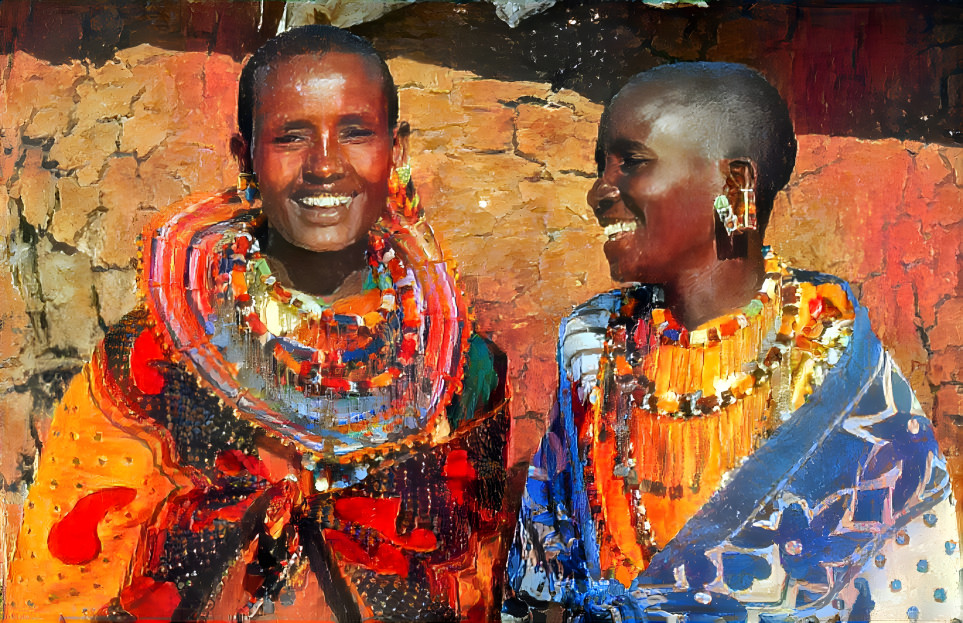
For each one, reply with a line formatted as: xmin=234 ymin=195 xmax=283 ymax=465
xmin=505 ymin=400 xmax=598 ymax=617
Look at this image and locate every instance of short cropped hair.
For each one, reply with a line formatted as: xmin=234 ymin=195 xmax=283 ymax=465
xmin=603 ymin=62 xmax=796 ymax=230
xmin=237 ymin=25 xmax=399 ymax=144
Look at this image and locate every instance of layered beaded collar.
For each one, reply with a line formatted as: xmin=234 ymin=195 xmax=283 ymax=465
xmin=605 ymin=249 xmax=795 ymax=418
xmin=224 ymin=222 xmax=422 ymax=398
xmin=141 ymin=191 xmax=470 ymax=484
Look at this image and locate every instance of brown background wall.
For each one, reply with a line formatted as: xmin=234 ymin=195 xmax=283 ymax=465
xmin=1 ymin=0 xmax=961 ymax=569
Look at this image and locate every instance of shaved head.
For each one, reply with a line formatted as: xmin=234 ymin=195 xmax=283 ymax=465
xmin=599 ymin=62 xmax=796 ymax=231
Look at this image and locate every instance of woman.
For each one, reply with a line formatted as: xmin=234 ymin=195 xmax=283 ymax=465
xmin=6 ymin=26 xmax=510 ymax=621
xmin=505 ymin=63 xmax=959 ymax=622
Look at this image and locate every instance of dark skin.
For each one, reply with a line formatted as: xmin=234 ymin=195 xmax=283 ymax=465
xmin=231 ymin=52 xmax=408 ymax=297
xmin=589 ymin=82 xmax=768 ymax=329
xmin=254 ymin=230 xmax=371 ymax=299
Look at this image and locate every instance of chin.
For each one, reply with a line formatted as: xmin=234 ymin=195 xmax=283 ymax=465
xmin=294 ymin=236 xmax=349 ymax=253
xmin=607 ymin=259 xmax=665 ymax=285
xmin=604 ymin=249 xmax=637 ymax=283
xmin=607 ymin=262 xmax=634 ymax=284
xmin=301 ymin=225 xmax=369 ymax=253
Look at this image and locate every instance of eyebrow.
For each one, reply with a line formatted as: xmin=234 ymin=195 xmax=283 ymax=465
xmin=337 ymin=113 xmax=378 ymax=127
xmin=605 ymin=138 xmax=653 ymax=154
xmin=270 ymin=114 xmax=380 ymax=134
xmin=276 ymin=120 xmax=313 ymax=132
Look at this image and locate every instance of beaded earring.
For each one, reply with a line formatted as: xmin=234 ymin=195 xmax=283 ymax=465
xmin=714 ymin=188 xmax=757 ymax=236
xmin=386 ymin=161 xmax=420 ymax=223
xmin=714 ymin=194 xmax=737 ymax=234
xmin=238 ymin=172 xmax=258 ymax=202
xmin=714 ymin=185 xmax=757 ymax=260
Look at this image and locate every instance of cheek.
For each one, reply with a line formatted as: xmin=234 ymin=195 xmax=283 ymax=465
xmin=659 ymin=179 xmax=717 ymax=228
xmin=253 ymin=150 xmax=300 ymax=190
xmin=350 ymin=144 xmax=394 ymax=187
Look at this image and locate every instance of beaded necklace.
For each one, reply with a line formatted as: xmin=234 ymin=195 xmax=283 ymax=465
xmin=141 ymin=176 xmax=469 ymax=480
xmin=587 ymin=250 xmax=857 ymax=570
xmin=606 ymin=250 xmax=798 ymax=419
xmin=223 ymin=223 xmax=422 ymax=398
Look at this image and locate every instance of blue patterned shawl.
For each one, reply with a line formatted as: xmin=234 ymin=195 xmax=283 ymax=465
xmin=505 ymin=272 xmax=958 ymax=622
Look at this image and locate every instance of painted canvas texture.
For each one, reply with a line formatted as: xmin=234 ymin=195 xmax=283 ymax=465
xmin=0 ymin=1 xmax=960 ymax=621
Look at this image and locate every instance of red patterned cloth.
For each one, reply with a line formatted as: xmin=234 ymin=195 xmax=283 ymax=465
xmin=6 ymin=191 xmax=512 ymax=621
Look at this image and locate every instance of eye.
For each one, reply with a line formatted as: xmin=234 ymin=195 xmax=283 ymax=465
xmin=341 ymin=127 xmax=376 ymax=142
xmin=273 ymin=132 xmax=307 ymax=145
xmin=621 ymin=155 xmax=652 ymax=170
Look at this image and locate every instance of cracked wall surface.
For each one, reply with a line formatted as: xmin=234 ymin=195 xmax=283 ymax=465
xmin=766 ymin=137 xmax=962 ymax=483
xmin=1 ymin=46 xmax=961 ymax=562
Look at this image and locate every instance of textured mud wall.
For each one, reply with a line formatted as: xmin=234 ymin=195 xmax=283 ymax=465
xmin=1 ymin=47 xmax=961 ymax=558
xmin=767 ymin=137 xmax=962 ymax=476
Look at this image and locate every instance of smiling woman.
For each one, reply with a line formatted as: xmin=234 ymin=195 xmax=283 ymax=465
xmin=5 ymin=26 xmax=512 ymax=622
xmin=505 ymin=63 xmax=960 ymax=622
xmin=243 ymin=52 xmax=396 ymax=257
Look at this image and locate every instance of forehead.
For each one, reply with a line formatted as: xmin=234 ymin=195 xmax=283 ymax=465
xmin=603 ymin=83 xmax=715 ymax=153
xmin=253 ymin=52 xmax=387 ymax=116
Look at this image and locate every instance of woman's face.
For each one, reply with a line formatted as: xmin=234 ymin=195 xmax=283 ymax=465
xmin=250 ymin=52 xmax=400 ymax=252
xmin=590 ymin=85 xmax=724 ymax=284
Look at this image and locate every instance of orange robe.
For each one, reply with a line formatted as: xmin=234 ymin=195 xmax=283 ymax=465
xmin=6 ymin=192 xmax=512 ymax=622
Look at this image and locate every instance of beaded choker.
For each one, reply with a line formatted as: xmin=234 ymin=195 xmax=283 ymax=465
xmin=606 ymin=250 xmax=797 ymax=418
xmin=223 ymin=223 xmax=422 ymax=398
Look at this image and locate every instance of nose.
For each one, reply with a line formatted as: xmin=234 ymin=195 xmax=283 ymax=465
xmin=588 ymin=178 xmax=620 ymax=213
xmin=304 ymin=134 xmax=345 ymax=182
xmin=589 ymin=160 xmax=621 ymax=215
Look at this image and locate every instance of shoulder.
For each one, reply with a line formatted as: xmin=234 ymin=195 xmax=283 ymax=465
xmin=562 ymin=285 xmax=663 ymax=338
xmin=100 ymin=305 xmax=166 ymax=397
xmin=784 ymin=267 xmax=881 ymax=360
xmin=566 ymin=289 xmax=622 ymax=324
xmin=560 ymin=289 xmax=620 ymax=352
xmin=559 ymin=285 xmax=661 ymax=380
xmin=781 ymin=267 xmax=873 ymax=405
xmin=97 ymin=303 xmax=196 ymax=407
xmin=787 ymin=268 xmax=859 ymax=308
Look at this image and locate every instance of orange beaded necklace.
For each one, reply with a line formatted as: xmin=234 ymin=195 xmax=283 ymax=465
xmin=589 ymin=251 xmax=796 ymax=578
xmin=587 ymin=251 xmax=857 ymax=582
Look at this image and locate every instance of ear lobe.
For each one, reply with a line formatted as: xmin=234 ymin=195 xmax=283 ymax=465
xmin=230 ymin=134 xmax=253 ymax=173
xmin=392 ymin=121 xmax=411 ymax=168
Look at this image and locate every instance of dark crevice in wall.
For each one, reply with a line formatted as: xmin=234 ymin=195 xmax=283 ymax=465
xmin=1 ymin=1 xmax=961 ymax=141
xmin=355 ymin=1 xmax=963 ymax=144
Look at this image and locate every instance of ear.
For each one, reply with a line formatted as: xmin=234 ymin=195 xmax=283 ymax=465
xmin=230 ymin=134 xmax=253 ymax=173
xmin=720 ymin=158 xmax=757 ymax=192
xmin=392 ymin=121 xmax=411 ymax=168
xmin=715 ymin=158 xmax=760 ymax=259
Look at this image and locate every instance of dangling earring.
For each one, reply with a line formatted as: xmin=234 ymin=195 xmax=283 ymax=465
xmin=739 ymin=187 xmax=757 ymax=231
xmin=387 ymin=160 xmax=420 ymax=222
xmin=714 ymin=194 xmax=737 ymax=260
xmin=238 ymin=172 xmax=258 ymax=202
xmin=396 ymin=161 xmax=412 ymax=187
xmin=714 ymin=188 xmax=757 ymax=260
xmin=714 ymin=194 xmax=737 ymax=234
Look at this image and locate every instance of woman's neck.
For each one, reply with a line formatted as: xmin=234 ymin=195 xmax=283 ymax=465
xmin=660 ymin=240 xmax=767 ymax=329
xmin=261 ymin=226 xmax=370 ymax=297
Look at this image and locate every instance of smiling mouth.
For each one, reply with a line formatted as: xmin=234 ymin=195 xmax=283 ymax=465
xmin=299 ymin=194 xmax=353 ymax=208
xmin=603 ymin=221 xmax=639 ymax=239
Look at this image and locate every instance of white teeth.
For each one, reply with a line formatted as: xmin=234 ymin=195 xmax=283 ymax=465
xmin=603 ymin=221 xmax=638 ymax=238
xmin=301 ymin=195 xmax=351 ymax=208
